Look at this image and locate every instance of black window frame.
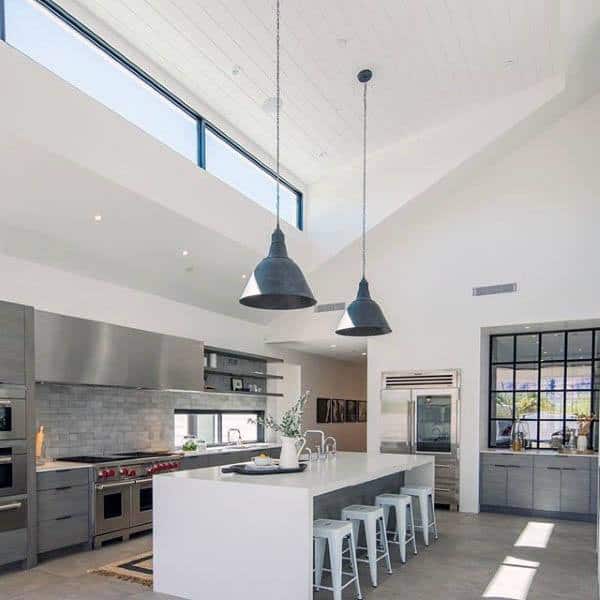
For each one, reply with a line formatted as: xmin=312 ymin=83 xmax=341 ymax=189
xmin=489 ymin=328 xmax=599 ymax=449
xmin=174 ymin=409 xmax=265 ymax=445
xmin=0 ymin=0 xmax=304 ymax=230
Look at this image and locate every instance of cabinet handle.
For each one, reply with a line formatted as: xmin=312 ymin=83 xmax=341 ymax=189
xmin=0 ymin=502 xmax=22 ymax=512
xmin=493 ymin=464 xmax=507 ymax=468
xmin=56 ymin=515 xmax=72 ymax=521
xmin=0 ymin=456 xmax=12 ymax=464
xmin=507 ymin=465 xmax=521 ymax=469
xmin=55 ymin=486 xmax=72 ymax=491
xmin=547 ymin=466 xmax=561 ymax=470
xmin=561 ymin=467 xmax=577 ymax=471
xmin=436 ymin=464 xmax=451 ymax=469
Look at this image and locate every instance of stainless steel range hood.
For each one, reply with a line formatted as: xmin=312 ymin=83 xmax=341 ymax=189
xmin=35 ymin=311 xmax=204 ymax=390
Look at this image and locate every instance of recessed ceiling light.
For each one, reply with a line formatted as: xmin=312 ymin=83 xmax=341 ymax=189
xmin=94 ymin=214 xmax=102 ymax=222
xmin=181 ymin=250 xmax=189 ymax=257
xmin=361 ymin=352 xmax=367 ymax=356
xmin=524 ymin=325 xmax=531 ymax=329
xmin=329 ymin=344 xmax=337 ymax=349
xmin=242 ymin=274 xmax=247 ymax=279
xmin=232 ymin=64 xmax=242 ymax=76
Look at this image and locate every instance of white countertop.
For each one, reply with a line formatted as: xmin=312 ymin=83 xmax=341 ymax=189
xmin=481 ymin=449 xmax=598 ymax=458
xmin=36 ymin=443 xmax=281 ymax=472
xmin=157 ymin=451 xmax=434 ymax=497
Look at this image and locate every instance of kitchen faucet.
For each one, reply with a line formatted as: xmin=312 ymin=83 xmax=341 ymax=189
xmin=227 ymin=428 xmax=243 ymax=446
xmin=303 ymin=430 xmax=325 ymax=455
xmin=324 ymin=436 xmax=337 ymax=456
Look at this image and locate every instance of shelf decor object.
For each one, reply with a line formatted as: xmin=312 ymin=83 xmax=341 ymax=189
xmin=336 ymin=69 xmax=391 ymax=336
xmin=239 ymin=0 xmax=316 ymax=311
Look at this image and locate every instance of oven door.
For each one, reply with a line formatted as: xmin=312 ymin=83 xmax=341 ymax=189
xmin=0 ymin=441 xmax=27 ymax=498
xmin=0 ymin=398 xmax=26 ymax=441
xmin=131 ymin=478 xmax=153 ymax=527
xmin=95 ymin=481 xmax=132 ymax=536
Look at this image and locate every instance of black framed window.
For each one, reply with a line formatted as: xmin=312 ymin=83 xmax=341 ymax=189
xmin=0 ymin=0 xmax=304 ymax=229
xmin=489 ymin=329 xmax=599 ymax=449
xmin=174 ymin=409 xmax=264 ymax=448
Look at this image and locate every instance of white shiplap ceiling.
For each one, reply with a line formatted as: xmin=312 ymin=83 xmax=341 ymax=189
xmin=67 ymin=0 xmax=561 ymax=185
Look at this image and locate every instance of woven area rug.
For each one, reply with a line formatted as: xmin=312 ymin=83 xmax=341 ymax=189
xmin=89 ymin=552 xmax=153 ymax=587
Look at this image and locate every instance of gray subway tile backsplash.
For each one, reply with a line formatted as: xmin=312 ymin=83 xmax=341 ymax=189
xmin=36 ymin=383 xmax=267 ymax=458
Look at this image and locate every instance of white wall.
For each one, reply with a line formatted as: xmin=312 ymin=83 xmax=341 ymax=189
xmin=269 ymin=90 xmax=600 ymax=513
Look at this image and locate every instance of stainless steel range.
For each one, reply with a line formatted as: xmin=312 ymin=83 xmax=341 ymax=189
xmin=56 ymin=451 xmax=182 ymax=548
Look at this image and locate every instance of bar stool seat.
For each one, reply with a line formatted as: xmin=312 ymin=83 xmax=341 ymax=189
xmin=341 ymin=505 xmax=392 ymax=587
xmin=400 ymin=485 xmax=438 ymax=546
xmin=313 ymin=519 xmax=362 ymax=600
xmin=375 ymin=493 xmax=418 ymax=563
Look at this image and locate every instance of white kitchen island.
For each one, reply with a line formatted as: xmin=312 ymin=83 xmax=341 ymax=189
xmin=153 ymin=451 xmax=434 ymax=600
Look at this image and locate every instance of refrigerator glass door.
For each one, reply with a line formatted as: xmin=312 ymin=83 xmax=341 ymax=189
xmin=380 ymin=389 xmax=412 ymax=453
xmin=415 ymin=392 xmax=452 ymax=453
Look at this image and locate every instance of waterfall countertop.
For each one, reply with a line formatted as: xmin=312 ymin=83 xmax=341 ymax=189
xmin=153 ymin=452 xmax=435 ymax=600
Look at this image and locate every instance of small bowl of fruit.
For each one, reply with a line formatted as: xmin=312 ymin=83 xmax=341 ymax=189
xmin=252 ymin=453 xmax=272 ymax=467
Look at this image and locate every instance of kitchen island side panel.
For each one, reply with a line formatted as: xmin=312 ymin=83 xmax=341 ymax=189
xmin=153 ymin=476 xmax=313 ymax=600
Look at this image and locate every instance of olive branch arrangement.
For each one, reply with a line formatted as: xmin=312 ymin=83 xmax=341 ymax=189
xmin=249 ymin=391 xmax=310 ymax=438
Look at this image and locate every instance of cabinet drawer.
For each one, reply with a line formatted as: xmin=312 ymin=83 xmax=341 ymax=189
xmin=534 ymin=455 xmax=591 ymax=472
xmin=38 ymin=485 xmax=89 ymax=522
xmin=481 ymin=453 xmax=533 ymax=468
xmin=180 ymin=455 xmax=209 ymax=470
xmin=38 ymin=514 xmax=89 ymax=554
xmin=0 ymin=528 xmax=26 ymax=566
xmin=38 ymin=468 xmax=90 ymax=491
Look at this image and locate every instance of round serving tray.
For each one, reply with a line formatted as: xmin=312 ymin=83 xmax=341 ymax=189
xmin=221 ymin=463 xmax=307 ymax=475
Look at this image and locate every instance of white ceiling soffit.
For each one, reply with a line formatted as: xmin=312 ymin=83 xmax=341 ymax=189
xmin=65 ymin=0 xmax=562 ymax=186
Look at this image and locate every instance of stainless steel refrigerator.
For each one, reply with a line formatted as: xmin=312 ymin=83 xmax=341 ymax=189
xmin=380 ymin=370 xmax=460 ymax=510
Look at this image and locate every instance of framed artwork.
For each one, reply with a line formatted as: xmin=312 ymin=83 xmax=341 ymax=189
xmin=331 ymin=399 xmax=345 ymax=423
xmin=358 ymin=401 xmax=367 ymax=422
xmin=345 ymin=400 xmax=358 ymax=423
xmin=316 ymin=398 xmax=331 ymax=423
xmin=231 ymin=377 xmax=243 ymax=392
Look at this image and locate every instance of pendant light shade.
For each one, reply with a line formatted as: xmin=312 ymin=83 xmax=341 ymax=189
xmin=336 ymin=278 xmax=391 ymax=336
xmin=336 ymin=69 xmax=391 ymax=337
xmin=240 ymin=227 xmax=316 ymax=309
xmin=239 ymin=0 xmax=316 ymax=311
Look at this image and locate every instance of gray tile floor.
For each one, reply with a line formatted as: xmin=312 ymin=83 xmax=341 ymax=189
xmin=0 ymin=511 xmax=597 ymax=599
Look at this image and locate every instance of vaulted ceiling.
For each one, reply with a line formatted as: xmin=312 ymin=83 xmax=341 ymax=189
xmin=66 ymin=0 xmax=561 ymax=185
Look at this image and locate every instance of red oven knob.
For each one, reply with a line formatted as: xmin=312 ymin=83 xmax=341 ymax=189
xmin=108 ymin=469 xmax=115 ymax=477
xmin=130 ymin=469 xmax=137 ymax=477
xmin=120 ymin=468 xmax=128 ymax=476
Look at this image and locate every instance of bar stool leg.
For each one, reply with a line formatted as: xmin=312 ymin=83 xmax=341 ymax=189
xmin=314 ymin=536 xmax=326 ymax=589
xmin=365 ymin=516 xmax=379 ymax=587
xmin=397 ymin=503 xmax=407 ymax=563
xmin=329 ymin=536 xmax=343 ymax=600
xmin=348 ymin=529 xmax=363 ymax=600
xmin=408 ymin=503 xmax=418 ymax=555
xmin=378 ymin=516 xmax=393 ymax=575
xmin=430 ymin=494 xmax=439 ymax=540
xmin=417 ymin=494 xmax=429 ymax=546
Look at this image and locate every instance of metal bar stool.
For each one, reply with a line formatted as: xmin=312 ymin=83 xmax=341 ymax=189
xmin=313 ymin=519 xmax=362 ymax=600
xmin=400 ymin=485 xmax=438 ymax=546
xmin=341 ymin=504 xmax=392 ymax=587
xmin=375 ymin=493 xmax=418 ymax=563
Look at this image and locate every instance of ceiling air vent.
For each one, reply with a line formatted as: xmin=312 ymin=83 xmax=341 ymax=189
xmin=472 ymin=283 xmax=518 ymax=297
xmin=383 ymin=370 xmax=460 ymax=389
xmin=314 ymin=302 xmax=346 ymax=313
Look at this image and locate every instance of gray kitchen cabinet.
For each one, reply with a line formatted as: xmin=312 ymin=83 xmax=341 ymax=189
xmin=561 ymin=467 xmax=590 ymax=514
xmin=36 ymin=468 xmax=91 ymax=555
xmin=506 ymin=464 xmax=533 ymax=509
xmin=591 ymin=465 xmax=598 ymax=515
xmin=0 ymin=529 xmax=27 ymax=566
xmin=0 ymin=302 xmax=26 ymax=384
xmin=480 ymin=463 xmax=508 ymax=506
xmin=533 ymin=464 xmax=561 ymax=512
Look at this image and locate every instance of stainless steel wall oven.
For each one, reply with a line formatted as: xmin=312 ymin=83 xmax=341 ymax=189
xmin=0 ymin=441 xmax=27 ymax=498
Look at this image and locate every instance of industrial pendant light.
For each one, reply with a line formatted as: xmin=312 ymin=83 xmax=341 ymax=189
xmin=239 ymin=0 xmax=316 ymax=310
xmin=336 ymin=69 xmax=391 ymax=336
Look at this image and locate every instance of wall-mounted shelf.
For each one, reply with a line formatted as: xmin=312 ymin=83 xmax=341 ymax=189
xmin=204 ymin=345 xmax=283 ymax=363
xmin=204 ymin=368 xmax=283 ymax=380
xmin=203 ymin=389 xmax=284 ymax=398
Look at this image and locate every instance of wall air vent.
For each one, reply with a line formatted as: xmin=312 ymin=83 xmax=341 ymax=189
xmin=472 ymin=283 xmax=518 ymax=297
xmin=314 ymin=302 xmax=346 ymax=313
xmin=383 ymin=370 xmax=460 ymax=389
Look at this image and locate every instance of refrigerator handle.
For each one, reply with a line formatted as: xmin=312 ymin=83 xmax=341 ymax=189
xmin=409 ymin=398 xmax=415 ymax=454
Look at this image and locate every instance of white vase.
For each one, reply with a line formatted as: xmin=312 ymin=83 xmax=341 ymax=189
xmin=577 ymin=434 xmax=588 ymax=452
xmin=279 ymin=436 xmax=300 ymax=470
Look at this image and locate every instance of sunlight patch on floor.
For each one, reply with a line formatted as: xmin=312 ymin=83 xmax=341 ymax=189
xmin=482 ymin=558 xmax=537 ymax=600
xmin=513 ymin=522 xmax=555 ymax=549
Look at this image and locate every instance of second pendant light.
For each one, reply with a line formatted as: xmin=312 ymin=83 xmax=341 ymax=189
xmin=336 ymin=69 xmax=391 ymax=337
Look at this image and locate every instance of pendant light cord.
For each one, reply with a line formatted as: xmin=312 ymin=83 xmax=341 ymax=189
xmin=362 ymin=79 xmax=367 ymax=280
xmin=275 ymin=0 xmax=281 ymax=228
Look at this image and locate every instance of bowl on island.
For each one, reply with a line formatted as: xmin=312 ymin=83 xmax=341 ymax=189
xmin=252 ymin=454 xmax=272 ymax=467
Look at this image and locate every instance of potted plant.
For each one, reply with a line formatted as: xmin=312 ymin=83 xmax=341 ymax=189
xmin=250 ymin=391 xmax=310 ymax=469
xmin=575 ymin=412 xmax=595 ymax=452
